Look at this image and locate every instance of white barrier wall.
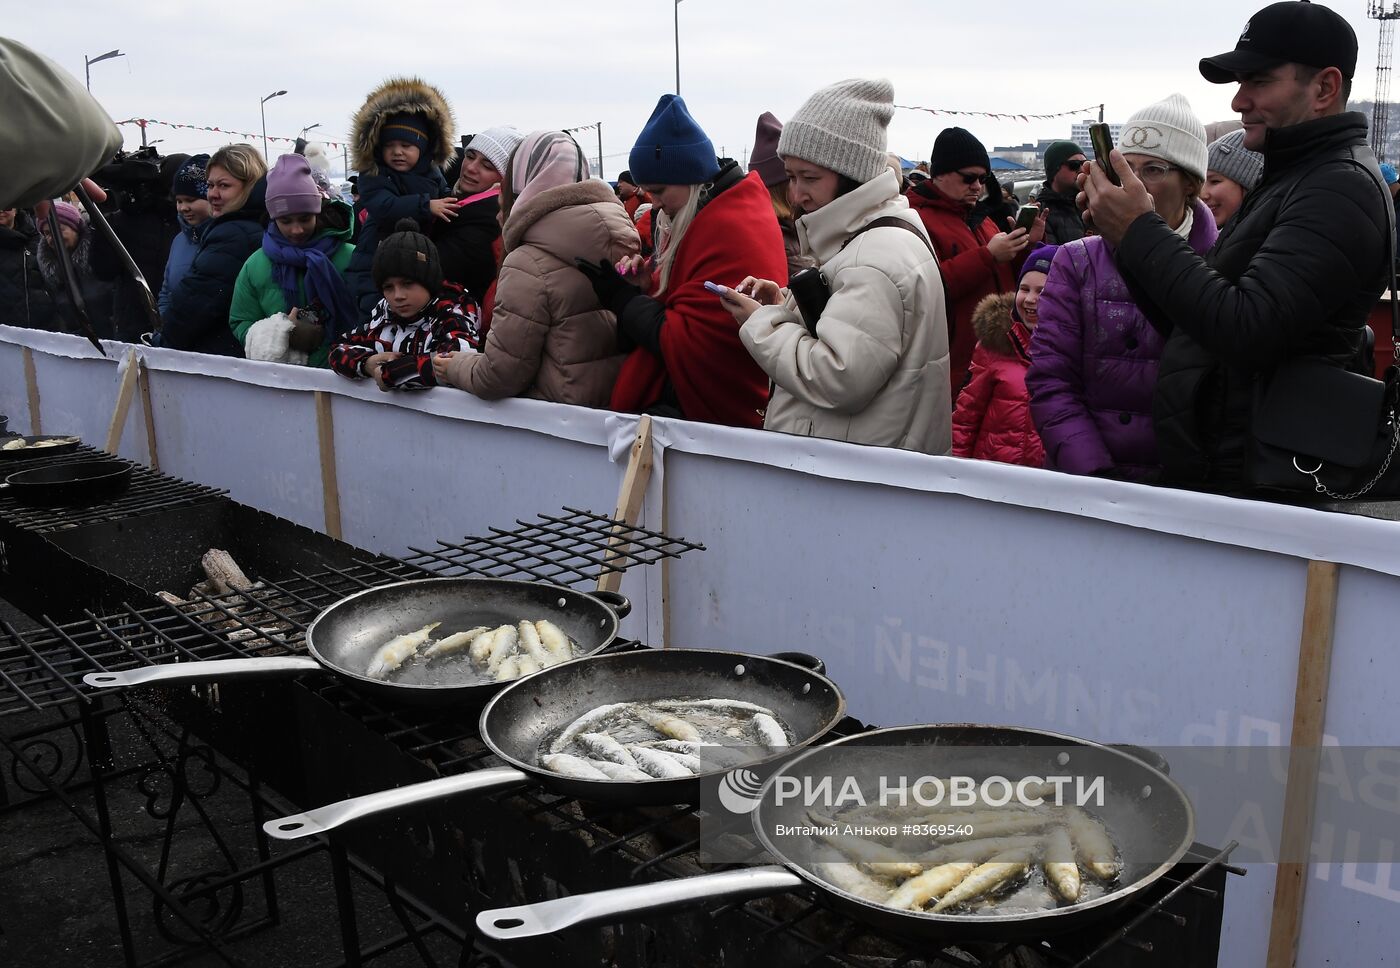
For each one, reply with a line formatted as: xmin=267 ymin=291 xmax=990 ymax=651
xmin=5 ymin=326 xmax=1400 ymax=966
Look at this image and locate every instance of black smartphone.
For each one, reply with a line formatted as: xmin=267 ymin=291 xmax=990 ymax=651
xmin=1089 ymin=123 xmax=1122 ymax=187
xmin=1015 ymin=205 xmax=1039 ymax=232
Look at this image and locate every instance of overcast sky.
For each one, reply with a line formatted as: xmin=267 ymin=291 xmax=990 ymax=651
xmin=4 ymin=0 xmax=1388 ymax=180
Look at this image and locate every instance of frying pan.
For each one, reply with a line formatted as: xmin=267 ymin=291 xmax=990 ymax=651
xmin=477 ymin=724 xmax=1195 ymax=944
xmin=1 ymin=459 xmax=132 ymax=505
xmin=83 ymin=577 xmax=629 ymax=708
xmin=0 ymin=435 xmax=82 ymax=461
xmin=262 ymin=648 xmax=846 ymax=839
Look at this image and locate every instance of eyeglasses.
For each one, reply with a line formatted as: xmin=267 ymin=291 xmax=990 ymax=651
xmin=954 ymin=171 xmax=985 ymax=186
xmin=1062 ymin=158 xmax=1087 ymax=171
xmin=1128 ymin=163 xmax=1180 ymax=183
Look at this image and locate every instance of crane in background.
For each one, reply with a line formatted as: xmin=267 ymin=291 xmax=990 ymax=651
xmin=1371 ymin=0 xmax=1400 ymax=161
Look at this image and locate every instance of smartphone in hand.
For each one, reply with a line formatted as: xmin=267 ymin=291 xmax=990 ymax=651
xmin=1014 ymin=205 xmax=1039 ymax=232
xmin=1089 ymin=123 xmax=1122 ymax=187
xmin=703 ymin=281 xmax=727 ymax=296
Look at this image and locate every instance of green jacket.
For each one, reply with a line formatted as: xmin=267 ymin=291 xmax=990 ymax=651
xmin=228 ymin=202 xmax=355 ymax=368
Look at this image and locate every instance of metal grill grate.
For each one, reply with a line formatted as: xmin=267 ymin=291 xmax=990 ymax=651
xmin=398 ymin=506 xmax=705 ymax=587
xmin=0 ymin=446 xmax=228 ymax=533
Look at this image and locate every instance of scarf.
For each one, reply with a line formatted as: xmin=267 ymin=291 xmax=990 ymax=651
xmin=261 ymin=223 xmax=357 ymax=338
xmin=1170 ymin=204 xmax=1194 ymax=241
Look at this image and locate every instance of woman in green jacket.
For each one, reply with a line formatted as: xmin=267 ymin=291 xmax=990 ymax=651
xmin=229 ymin=153 xmax=356 ymax=366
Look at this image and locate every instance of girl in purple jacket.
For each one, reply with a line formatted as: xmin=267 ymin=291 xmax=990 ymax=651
xmin=1026 ymin=94 xmax=1218 ymax=482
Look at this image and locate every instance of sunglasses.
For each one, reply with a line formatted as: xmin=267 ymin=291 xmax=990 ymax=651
xmin=1062 ymin=158 xmax=1088 ymax=171
xmin=954 ymin=171 xmax=986 ymax=186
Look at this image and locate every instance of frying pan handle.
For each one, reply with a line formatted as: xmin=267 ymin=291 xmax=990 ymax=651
xmin=263 ymin=767 xmax=530 ymax=841
xmin=591 ymin=590 xmax=632 ymax=620
xmin=476 ymin=865 xmax=802 ymax=940
xmin=766 ymin=651 xmax=826 ymax=675
xmin=83 ymin=656 xmax=322 ymax=689
xmin=1109 ymin=743 xmax=1171 ymax=776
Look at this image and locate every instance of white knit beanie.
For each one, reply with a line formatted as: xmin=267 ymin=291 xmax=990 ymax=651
xmin=778 ymin=78 xmax=894 ymax=184
xmin=1118 ymin=93 xmax=1208 ymax=182
xmin=467 ymin=125 xmax=524 ymax=177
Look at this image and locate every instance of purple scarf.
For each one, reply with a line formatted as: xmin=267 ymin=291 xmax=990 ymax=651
xmin=261 ymin=224 xmax=356 ymax=338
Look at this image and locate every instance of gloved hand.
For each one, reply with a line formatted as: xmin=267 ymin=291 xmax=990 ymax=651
xmin=289 ymin=320 xmax=325 ymax=353
xmin=574 ymin=258 xmax=641 ymax=317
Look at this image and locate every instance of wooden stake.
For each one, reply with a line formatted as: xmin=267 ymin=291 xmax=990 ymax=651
xmin=597 ymin=416 xmax=654 ymax=594
xmin=315 ymin=391 xmax=343 ymax=539
xmin=137 ymin=359 xmax=159 ymax=471
xmin=1266 ymin=559 xmax=1341 ymax=968
xmin=22 ymin=347 xmax=41 ymax=435
xmin=103 ymin=349 xmax=140 ymax=454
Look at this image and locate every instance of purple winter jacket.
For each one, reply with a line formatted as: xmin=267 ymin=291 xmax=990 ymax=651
xmin=1026 ymin=199 xmax=1218 ymax=481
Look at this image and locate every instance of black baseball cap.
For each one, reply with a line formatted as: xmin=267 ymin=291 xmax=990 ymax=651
xmin=1199 ymin=1 xmax=1357 ymax=84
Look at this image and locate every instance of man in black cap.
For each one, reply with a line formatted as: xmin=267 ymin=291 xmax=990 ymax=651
xmin=1081 ymin=0 xmax=1391 ymax=493
xmin=1037 ymin=140 xmax=1089 ymax=244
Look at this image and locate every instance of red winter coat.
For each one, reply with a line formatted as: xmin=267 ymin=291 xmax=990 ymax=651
xmin=611 ymin=170 xmax=787 ymax=428
xmin=952 ymin=293 xmax=1043 ymax=468
xmin=906 ymin=186 xmax=1017 ymax=402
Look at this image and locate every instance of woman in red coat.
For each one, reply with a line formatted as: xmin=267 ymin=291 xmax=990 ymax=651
xmin=907 ymin=127 xmax=1044 ymax=400
xmin=952 ymin=244 xmax=1056 ymax=467
xmin=575 ymin=95 xmax=787 ymax=428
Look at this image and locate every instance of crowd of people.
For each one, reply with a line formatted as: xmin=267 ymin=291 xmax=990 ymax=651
xmin=3 ymin=0 xmax=1397 ymax=499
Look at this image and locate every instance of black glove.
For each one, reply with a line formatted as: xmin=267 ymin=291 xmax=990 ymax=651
xmin=289 ymin=320 xmax=325 ymax=353
xmin=574 ymin=257 xmax=641 ymax=317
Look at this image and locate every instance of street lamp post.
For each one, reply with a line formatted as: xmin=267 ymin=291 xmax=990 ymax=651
xmin=260 ymin=90 xmax=288 ymax=162
xmin=301 ymin=123 xmax=321 ymax=139
xmin=84 ymin=49 xmax=124 ymax=92
xmin=673 ymin=1 xmax=682 ymax=95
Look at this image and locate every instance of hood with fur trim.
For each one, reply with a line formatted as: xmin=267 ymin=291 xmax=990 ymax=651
xmin=972 ymin=292 xmax=1017 ymax=356
xmin=351 ymin=77 xmax=456 ymax=176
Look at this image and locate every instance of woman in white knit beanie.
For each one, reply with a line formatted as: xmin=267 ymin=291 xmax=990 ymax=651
xmin=722 ymin=77 xmax=953 ymax=456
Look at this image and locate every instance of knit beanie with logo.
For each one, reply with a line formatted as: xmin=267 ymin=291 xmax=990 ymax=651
xmin=1206 ymin=128 xmax=1264 ymax=191
xmin=1119 ymin=93 xmax=1208 ymax=182
xmin=468 ymin=126 xmax=525 ymax=177
xmin=778 ymin=78 xmax=894 ymax=184
xmin=930 ymin=127 xmax=991 ymax=176
xmin=373 ymin=218 xmax=443 ymax=293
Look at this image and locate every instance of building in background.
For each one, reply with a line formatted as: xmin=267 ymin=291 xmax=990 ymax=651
xmin=1068 ymin=122 xmax=1122 ymax=153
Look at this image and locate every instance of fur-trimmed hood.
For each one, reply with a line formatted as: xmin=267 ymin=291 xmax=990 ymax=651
xmin=351 ymin=77 xmax=456 ymax=176
xmin=972 ymin=292 xmax=1016 ymax=355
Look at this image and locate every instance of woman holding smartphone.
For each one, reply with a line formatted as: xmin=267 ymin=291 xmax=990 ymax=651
xmin=720 ymin=78 xmax=952 ymax=455
xmin=1027 ymin=94 xmax=1218 ymax=481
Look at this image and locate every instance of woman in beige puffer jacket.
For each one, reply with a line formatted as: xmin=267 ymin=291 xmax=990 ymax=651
xmin=435 ymin=130 xmax=637 ymax=405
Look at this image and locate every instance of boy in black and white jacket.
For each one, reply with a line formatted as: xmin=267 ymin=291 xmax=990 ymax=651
xmin=329 ymin=219 xmax=480 ymax=390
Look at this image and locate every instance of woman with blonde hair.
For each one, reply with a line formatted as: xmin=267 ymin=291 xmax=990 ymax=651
xmin=574 ymin=94 xmax=787 ymax=427
xmin=159 ymin=143 xmax=267 ymax=355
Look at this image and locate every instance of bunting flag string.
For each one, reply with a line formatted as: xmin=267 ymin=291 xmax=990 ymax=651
xmin=115 ymin=118 xmax=350 ymax=148
xmin=894 ymin=103 xmax=1102 ymax=121
xmin=562 ymin=122 xmax=600 ymax=133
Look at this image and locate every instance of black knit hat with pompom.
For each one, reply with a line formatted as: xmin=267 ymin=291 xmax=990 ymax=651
xmin=372 ymin=218 xmax=443 ymax=293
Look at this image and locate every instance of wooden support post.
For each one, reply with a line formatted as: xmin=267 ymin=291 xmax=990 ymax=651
xmin=138 ymin=360 xmax=159 ymax=471
xmin=103 ymin=349 xmax=141 ymax=454
xmin=315 ymin=391 xmax=343 ymax=540
xmin=22 ymin=347 xmax=41 ymax=435
xmin=597 ymin=416 xmax=654 ymax=594
xmin=1266 ymin=559 xmax=1341 ymax=968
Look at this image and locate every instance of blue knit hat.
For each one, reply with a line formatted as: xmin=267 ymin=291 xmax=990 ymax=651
xmin=628 ymin=94 xmax=720 ymax=186
xmin=381 ymin=113 xmax=432 ymax=154
xmin=172 ymin=154 xmax=209 ymax=199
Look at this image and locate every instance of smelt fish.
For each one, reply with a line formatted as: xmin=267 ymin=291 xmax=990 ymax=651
xmin=535 ymin=620 xmax=573 ymax=660
xmin=634 ymin=707 xmax=702 ymax=742
xmin=517 ymin=621 xmax=550 ymax=663
xmin=577 ymin=732 xmax=639 ymax=768
xmin=1066 ymin=807 xmax=1121 ymax=881
xmin=485 ymin=625 xmax=520 ymax=675
xmin=648 ymin=739 xmax=720 ymax=754
xmin=809 ymin=814 xmax=921 ymax=879
xmin=423 ymin=627 xmax=489 ymax=659
xmin=629 ymin=745 xmax=693 ymax=778
xmin=931 ymin=847 xmax=1036 ymax=912
xmin=590 ymin=760 xmax=652 ymax=781
xmin=656 ymin=698 xmax=776 ymax=716
xmin=886 ymin=862 xmax=979 ymax=911
xmin=813 ymin=863 xmax=896 ymax=904
xmin=469 ymin=626 xmax=503 ymax=666
xmin=513 ymin=654 xmax=541 ymax=678
xmin=751 ymin=713 xmax=789 ymax=748
xmin=541 ymin=753 xmax=609 ymax=780
xmin=495 ymin=656 xmax=521 ymax=682
xmin=365 ymin=622 xmax=441 ymax=679
xmin=1044 ymin=826 xmax=1082 ymax=902
xmin=918 ymin=835 xmax=1044 ymax=867
xmin=551 ymin=702 xmax=632 ymax=753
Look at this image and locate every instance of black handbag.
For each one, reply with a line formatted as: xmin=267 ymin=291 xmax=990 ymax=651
xmin=788 ymin=216 xmax=936 ymax=338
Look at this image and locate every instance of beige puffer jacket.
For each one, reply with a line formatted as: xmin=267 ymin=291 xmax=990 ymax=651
xmin=441 ymin=180 xmax=637 ymax=405
xmin=740 ymin=169 xmax=952 ymax=455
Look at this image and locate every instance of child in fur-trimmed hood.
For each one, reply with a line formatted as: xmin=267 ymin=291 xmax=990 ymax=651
xmin=952 ymin=243 xmax=1056 ymax=468
xmin=342 ymin=76 xmax=458 ymax=323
